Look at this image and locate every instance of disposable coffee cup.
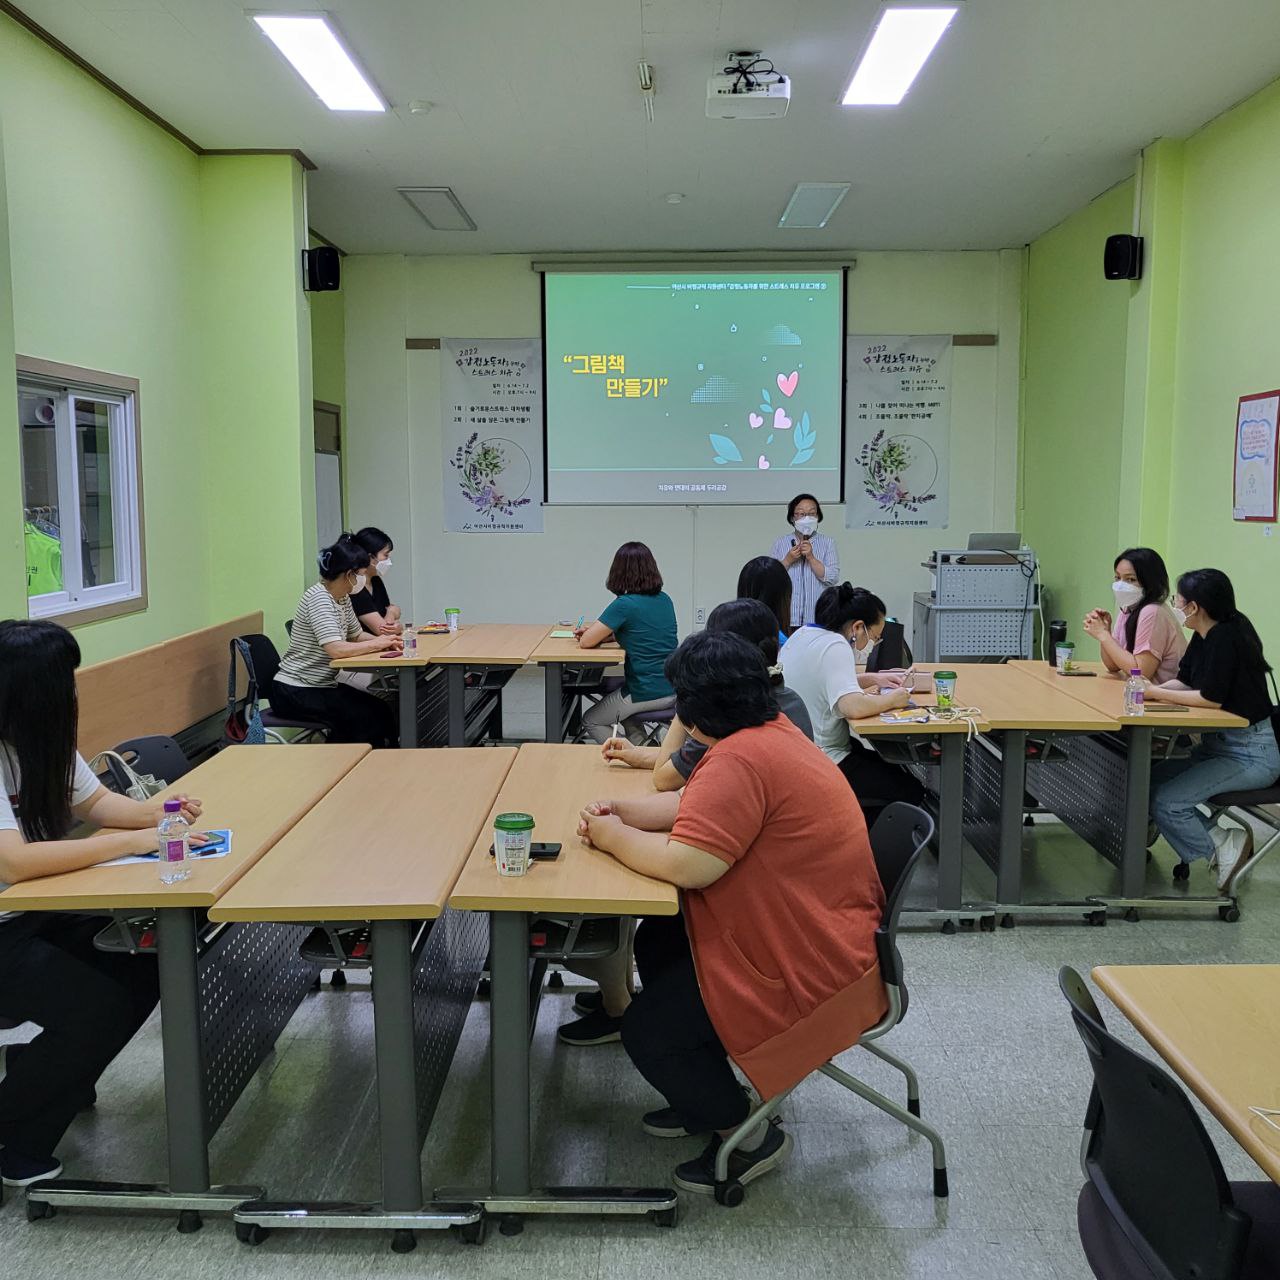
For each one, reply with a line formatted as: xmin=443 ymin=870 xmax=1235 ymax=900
xmin=934 ymin=671 xmax=958 ymax=710
xmin=494 ymin=812 xmax=534 ymax=877
xmin=1056 ymin=642 xmax=1075 ymax=674
xmin=445 ymin=608 xmax=461 ymax=633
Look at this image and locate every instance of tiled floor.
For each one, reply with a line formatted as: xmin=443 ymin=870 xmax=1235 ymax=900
xmin=3 ymin=807 xmax=1276 ymax=1279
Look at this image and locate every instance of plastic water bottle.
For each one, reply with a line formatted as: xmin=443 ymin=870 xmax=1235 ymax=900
xmin=402 ymin=623 xmax=417 ymax=656
xmin=1124 ymin=669 xmax=1146 ymax=717
xmin=158 ymin=799 xmax=191 ymax=884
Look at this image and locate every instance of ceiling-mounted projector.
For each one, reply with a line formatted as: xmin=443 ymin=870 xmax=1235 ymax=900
xmin=707 ymin=51 xmax=790 ymax=119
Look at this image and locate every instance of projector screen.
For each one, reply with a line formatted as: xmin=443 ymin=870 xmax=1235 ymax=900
xmin=544 ymin=270 xmax=845 ymax=505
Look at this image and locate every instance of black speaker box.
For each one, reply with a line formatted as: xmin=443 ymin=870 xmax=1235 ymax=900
xmin=302 ymin=245 xmax=341 ymax=292
xmin=1104 ymin=234 xmax=1143 ymax=280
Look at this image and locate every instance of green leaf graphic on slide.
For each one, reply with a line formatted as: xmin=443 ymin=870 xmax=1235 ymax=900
xmin=791 ymin=412 xmax=816 ymax=466
xmin=710 ymin=433 xmax=744 ymax=464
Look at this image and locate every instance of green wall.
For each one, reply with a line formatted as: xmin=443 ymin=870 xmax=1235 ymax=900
xmin=0 ymin=11 xmax=314 ymax=661
xmin=1020 ymin=180 xmax=1133 ymax=640
xmin=1023 ymin=73 xmax=1280 ymax=659
xmin=1167 ymin=79 xmax=1280 ymax=644
xmin=309 ymin=239 xmax=346 ymax=415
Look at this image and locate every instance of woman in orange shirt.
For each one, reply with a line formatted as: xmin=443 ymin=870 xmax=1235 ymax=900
xmin=578 ymin=631 xmax=887 ymax=1194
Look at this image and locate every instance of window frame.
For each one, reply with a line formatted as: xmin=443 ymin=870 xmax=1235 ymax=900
xmin=17 ymin=356 xmax=148 ymax=626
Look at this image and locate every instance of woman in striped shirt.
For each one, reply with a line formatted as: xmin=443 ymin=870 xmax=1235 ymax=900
xmin=769 ymin=493 xmax=840 ymax=629
xmin=270 ymin=536 xmax=402 ymax=747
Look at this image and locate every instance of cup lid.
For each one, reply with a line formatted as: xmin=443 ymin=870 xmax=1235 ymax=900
xmin=495 ymin=812 xmax=534 ymax=831
xmin=934 ymin=670 xmax=958 ymax=680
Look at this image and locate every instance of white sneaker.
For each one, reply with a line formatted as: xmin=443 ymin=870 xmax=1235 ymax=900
xmin=1214 ymin=827 xmax=1255 ymax=893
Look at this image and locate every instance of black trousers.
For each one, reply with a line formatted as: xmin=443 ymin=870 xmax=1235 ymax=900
xmin=271 ymin=679 xmax=397 ymax=748
xmin=621 ymin=914 xmax=750 ymax=1134
xmin=0 ymin=913 xmax=159 ymax=1156
xmin=838 ymin=744 xmax=924 ymax=820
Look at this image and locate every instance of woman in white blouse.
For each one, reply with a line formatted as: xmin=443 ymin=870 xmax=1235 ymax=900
xmin=770 ymin=493 xmax=840 ymax=629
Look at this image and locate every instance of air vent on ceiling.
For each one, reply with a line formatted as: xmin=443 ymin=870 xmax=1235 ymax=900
xmin=398 ymin=187 xmax=477 ymax=231
xmin=778 ymin=183 xmax=851 ymax=229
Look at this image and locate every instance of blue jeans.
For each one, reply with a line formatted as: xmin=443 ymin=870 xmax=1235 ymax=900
xmin=1150 ymin=721 xmax=1280 ymax=863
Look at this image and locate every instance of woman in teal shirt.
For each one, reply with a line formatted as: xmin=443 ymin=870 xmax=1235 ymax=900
xmin=578 ymin=542 xmax=679 ymax=744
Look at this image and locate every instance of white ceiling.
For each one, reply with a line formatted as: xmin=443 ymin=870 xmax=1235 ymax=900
xmin=13 ymin=0 xmax=1280 ymax=254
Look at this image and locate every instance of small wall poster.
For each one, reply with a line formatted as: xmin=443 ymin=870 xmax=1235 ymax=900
xmin=442 ymin=339 xmax=544 ymax=534
xmin=845 ymin=335 xmax=951 ymax=529
xmin=1233 ymin=390 xmax=1280 ymax=522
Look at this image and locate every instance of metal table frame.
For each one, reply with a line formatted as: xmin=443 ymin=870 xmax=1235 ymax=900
xmin=27 ymin=910 xmax=315 ymax=1231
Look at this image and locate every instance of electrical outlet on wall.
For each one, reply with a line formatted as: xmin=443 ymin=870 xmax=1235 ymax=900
xmin=696 ymin=607 xmax=705 ymax=626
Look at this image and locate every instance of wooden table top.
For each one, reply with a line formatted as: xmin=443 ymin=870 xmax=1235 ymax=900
xmin=0 ymin=744 xmax=369 ymax=912
xmin=330 ymin=631 xmax=456 ymax=669
xmin=530 ymin=634 xmax=625 ymax=665
xmin=1011 ymin=660 xmax=1247 ymax=729
xmin=449 ymin=744 xmax=681 ymax=916
xmin=429 ymin=624 xmax=553 ymax=666
xmin=211 ymin=748 xmax=517 ymax=923
xmin=920 ymin=662 xmax=1118 ymax=731
xmin=849 ymin=665 xmax=991 ymax=737
xmin=1093 ymin=964 xmax=1280 ymax=1184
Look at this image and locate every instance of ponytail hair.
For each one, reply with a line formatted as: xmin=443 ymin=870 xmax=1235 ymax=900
xmin=317 ymin=534 xmax=371 ymax=582
xmin=706 ymin=599 xmax=783 ymax=684
xmin=814 ymin=582 xmax=887 ymax=634
xmin=1177 ymin=568 xmax=1271 ymax=674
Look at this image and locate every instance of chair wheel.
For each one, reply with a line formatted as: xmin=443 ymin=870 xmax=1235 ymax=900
xmin=26 ymin=1199 xmax=55 ymax=1222
xmin=979 ymin=915 xmax=996 ymax=932
xmin=176 ymin=1209 xmax=202 ymax=1234
xmin=999 ymin=914 xmax=1015 ymax=929
xmin=1219 ymin=904 xmax=1241 ymax=923
xmin=714 ymin=1179 xmax=745 ymax=1207
xmin=1124 ymin=907 xmax=1140 ymax=923
xmin=235 ymin=1222 xmax=270 ymax=1246
xmin=934 ymin=1166 xmax=949 ymax=1198
xmin=1172 ymin=861 xmax=1191 ymax=882
xmin=498 ymin=1214 xmax=524 ymax=1236
xmin=330 ymin=969 xmax=347 ymax=988
xmin=390 ymin=1229 xmax=416 ymax=1253
xmin=940 ymin=920 xmax=956 ymax=936
xmin=453 ymin=1218 xmax=487 ymax=1245
xmin=651 ymin=1205 xmax=678 ymax=1227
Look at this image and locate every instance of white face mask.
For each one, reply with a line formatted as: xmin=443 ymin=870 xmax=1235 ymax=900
xmin=793 ymin=515 xmax=819 ymax=536
xmin=352 ymin=574 xmax=367 ymax=594
xmin=1112 ymin=581 xmax=1144 ymax=610
xmin=376 ymin=559 xmax=392 ymax=577
xmin=1173 ymin=605 xmax=1189 ymax=628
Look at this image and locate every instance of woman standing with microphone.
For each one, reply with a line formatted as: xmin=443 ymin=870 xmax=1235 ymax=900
xmin=770 ymin=493 xmax=839 ymax=629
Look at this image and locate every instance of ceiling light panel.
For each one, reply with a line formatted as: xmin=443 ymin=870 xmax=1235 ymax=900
xmin=778 ymin=183 xmax=851 ymax=229
xmin=399 ymin=187 xmax=477 ymax=231
xmin=251 ymin=14 xmax=386 ymax=111
xmin=842 ymin=6 xmax=958 ymax=107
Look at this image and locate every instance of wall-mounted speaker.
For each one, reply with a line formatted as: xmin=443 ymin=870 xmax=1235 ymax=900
xmin=1104 ymin=234 xmax=1143 ymax=281
xmin=302 ymin=245 xmax=341 ymax=292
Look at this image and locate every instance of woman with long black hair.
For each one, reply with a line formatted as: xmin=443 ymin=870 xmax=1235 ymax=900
xmin=736 ymin=556 xmax=794 ymax=647
xmin=1082 ymin=547 xmax=1185 ymax=682
xmin=0 ymin=619 xmax=198 ymax=1186
xmin=1147 ymin=569 xmax=1280 ymax=891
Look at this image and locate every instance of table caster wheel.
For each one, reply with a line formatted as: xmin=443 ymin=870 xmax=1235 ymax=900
xmin=651 ymin=1206 xmax=678 ymax=1228
xmin=176 ymin=1210 xmax=202 ymax=1234
xmin=498 ymin=1215 xmax=524 ymax=1236
xmin=1124 ymin=907 xmax=1140 ymax=923
xmin=1219 ymin=904 xmax=1241 ymax=923
xmin=235 ymin=1222 xmax=270 ymax=1246
xmin=330 ymin=969 xmax=347 ymax=988
xmin=26 ymin=1200 xmax=55 ymax=1222
xmin=714 ymin=1179 xmax=745 ymax=1207
xmin=941 ymin=920 xmax=956 ymax=936
xmin=454 ymin=1218 xmax=487 ymax=1245
xmin=999 ymin=914 xmax=1015 ymax=929
xmin=548 ymin=971 xmax=565 ymax=989
xmin=979 ymin=915 xmax=996 ymax=932
xmin=390 ymin=1229 xmax=416 ymax=1254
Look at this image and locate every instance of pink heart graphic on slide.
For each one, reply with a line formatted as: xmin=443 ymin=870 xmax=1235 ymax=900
xmin=758 ymin=455 xmax=771 ymax=469
xmin=777 ymin=370 xmax=799 ymax=397
xmin=749 ymin=412 xmax=764 ymax=429
xmin=773 ymin=406 xmax=792 ymax=431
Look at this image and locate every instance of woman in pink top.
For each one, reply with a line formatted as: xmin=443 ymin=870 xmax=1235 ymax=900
xmin=1082 ymin=547 xmax=1186 ymax=683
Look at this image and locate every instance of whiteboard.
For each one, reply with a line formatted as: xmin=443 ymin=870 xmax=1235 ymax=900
xmin=315 ymin=452 xmax=343 ymax=546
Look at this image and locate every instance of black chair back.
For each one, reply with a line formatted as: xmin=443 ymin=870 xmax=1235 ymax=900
xmin=867 ymin=803 xmax=934 ymax=992
xmin=107 ymin=735 xmax=191 ymax=789
xmin=867 ymin=620 xmax=913 ymax=672
xmin=1058 ymin=966 xmax=1251 ymax=1280
xmin=240 ymin=633 xmax=283 ymax=690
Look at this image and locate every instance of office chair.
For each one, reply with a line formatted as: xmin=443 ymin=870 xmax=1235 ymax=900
xmin=711 ymin=803 xmax=947 ymax=1206
xmin=229 ymin=634 xmax=328 ymax=744
xmin=1059 ymin=966 xmax=1280 ymax=1279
